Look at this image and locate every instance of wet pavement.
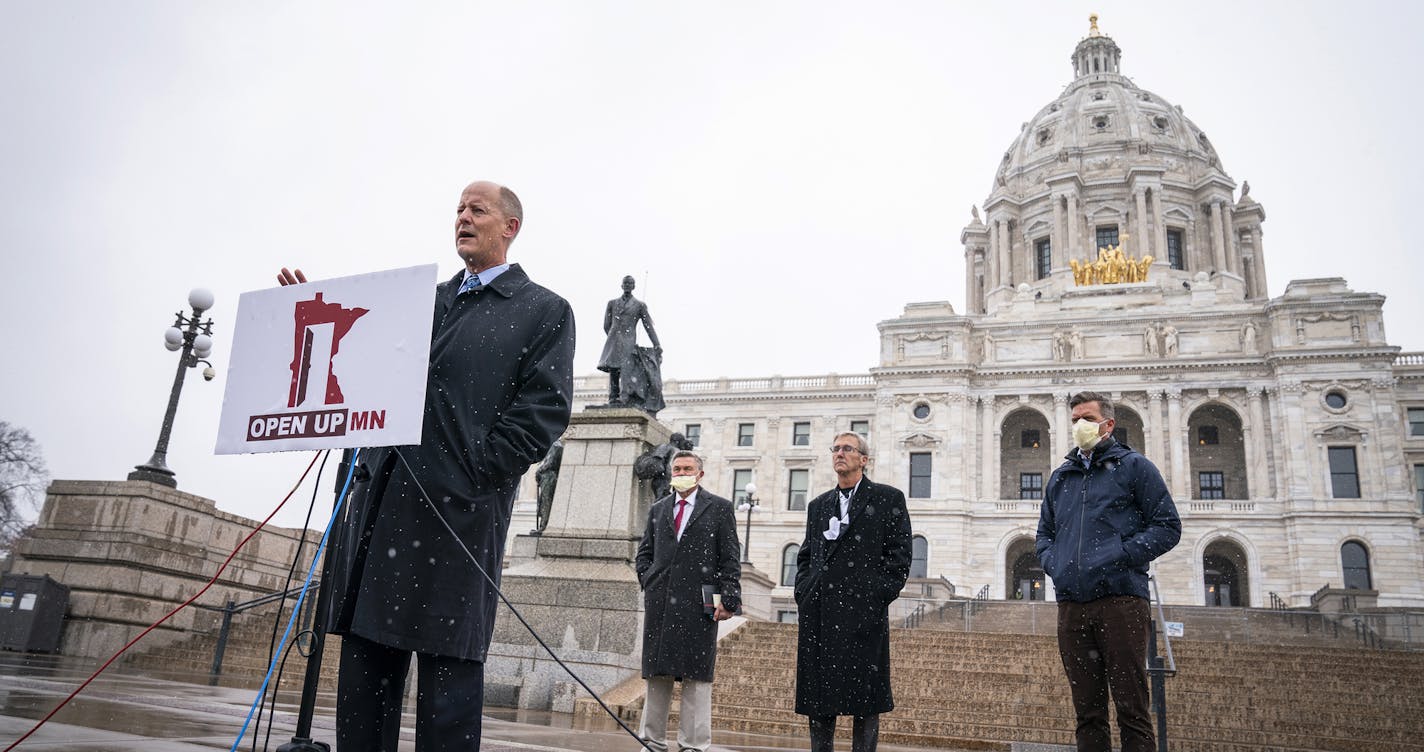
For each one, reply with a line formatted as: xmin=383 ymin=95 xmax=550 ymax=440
xmin=0 ymin=653 xmax=983 ymax=752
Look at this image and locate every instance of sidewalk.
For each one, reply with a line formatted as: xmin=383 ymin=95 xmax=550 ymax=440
xmin=0 ymin=654 xmax=985 ymax=752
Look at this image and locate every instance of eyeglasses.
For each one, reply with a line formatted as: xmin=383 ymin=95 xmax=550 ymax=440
xmin=830 ymin=445 xmax=862 ymax=455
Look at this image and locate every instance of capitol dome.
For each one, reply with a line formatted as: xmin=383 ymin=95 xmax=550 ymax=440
xmin=961 ymin=15 xmax=1269 ymax=316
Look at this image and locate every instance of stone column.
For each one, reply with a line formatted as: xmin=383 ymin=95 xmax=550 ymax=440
xmin=1223 ymin=203 xmax=1237 ymax=275
xmin=1145 ymin=389 xmax=1164 ymax=466
xmin=966 ymin=246 xmax=981 ymax=314
xmin=1187 ymin=219 xmax=1200 ymax=272
xmin=1166 ymin=388 xmax=1187 ymax=499
xmin=981 ymin=395 xmax=998 ymax=501
xmin=1134 ymin=189 xmax=1150 ymax=258
xmin=1252 ymin=224 xmax=1269 ymax=298
xmin=1246 ymin=387 xmax=1270 ymax=500
xmin=1151 ymin=189 xmax=1167 ymax=268
xmin=946 ymin=394 xmax=967 ymax=500
xmin=1067 ymin=194 xmax=1081 ymax=260
xmin=987 ymin=220 xmax=1000 ymax=290
xmin=1052 ymin=392 xmax=1070 ymax=462
xmin=1210 ymin=201 xmax=1227 ymax=273
xmin=998 ymin=219 xmax=1013 ymax=287
xmin=1052 ymin=195 xmax=1066 ymax=270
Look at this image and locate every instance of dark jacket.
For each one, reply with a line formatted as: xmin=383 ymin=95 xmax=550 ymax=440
xmin=635 ymin=488 xmax=741 ymax=682
xmin=1035 ymin=439 xmax=1181 ymax=603
xmin=325 ymin=264 xmax=576 ymax=661
xmin=793 ymin=477 xmax=912 ymax=717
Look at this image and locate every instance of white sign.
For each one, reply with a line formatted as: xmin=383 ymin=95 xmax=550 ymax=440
xmin=215 ymin=264 xmax=437 ymax=454
xmin=18 ymin=593 xmax=36 ymax=611
xmin=1165 ymin=621 xmax=1185 ymax=638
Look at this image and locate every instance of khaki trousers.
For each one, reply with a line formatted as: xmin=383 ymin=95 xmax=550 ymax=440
xmin=638 ymin=676 xmax=712 ymax=752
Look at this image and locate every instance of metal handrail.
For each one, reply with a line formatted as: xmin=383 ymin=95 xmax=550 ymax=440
xmin=968 ymin=584 xmax=991 ymax=615
xmin=938 ymin=575 xmax=956 ymax=598
xmin=1268 ymin=591 xmax=1288 ymax=611
xmin=208 ymin=582 xmax=321 ymax=684
xmin=1147 ymin=570 xmax=1176 ymax=752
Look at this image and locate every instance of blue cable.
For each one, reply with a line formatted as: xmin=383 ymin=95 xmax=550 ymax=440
xmin=228 ymin=448 xmax=360 ymax=752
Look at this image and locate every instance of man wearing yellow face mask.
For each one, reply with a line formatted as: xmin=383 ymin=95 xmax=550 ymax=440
xmin=635 ymin=450 xmax=741 ymax=752
xmin=1036 ymin=391 xmax=1181 ymax=752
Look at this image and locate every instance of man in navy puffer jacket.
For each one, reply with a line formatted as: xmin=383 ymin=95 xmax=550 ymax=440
xmin=1036 ymin=391 xmax=1180 ymax=752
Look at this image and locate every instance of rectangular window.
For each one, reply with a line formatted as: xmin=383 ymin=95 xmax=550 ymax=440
xmin=1409 ymin=408 xmax=1424 ymax=436
xmin=1019 ymin=473 xmax=1043 ymax=500
xmin=1199 ymin=471 xmax=1225 ymax=500
xmin=777 ymin=610 xmax=799 ymax=624
xmin=1020 ymin=429 xmax=1041 ymax=449
xmin=909 ymin=452 xmax=932 ymax=499
xmin=1096 ymin=225 xmax=1119 ymax=251
xmin=737 ymin=423 xmax=755 ymax=447
xmin=1035 ymin=237 xmax=1052 ymax=280
xmin=1415 ymin=464 xmax=1424 ymax=512
xmin=849 ymin=419 xmax=870 ymax=438
xmin=787 ymin=469 xmax=809 ymax=510
xmin=684 ymin=423 xmax=701 ymax=447
xmin=732 ymin=469 xmax=752 ymax=503
xmin=1167 ymin=229 xmax=1184 ymax=270
xmin=1328 ymin=447 xmax=1361 ymax=498
xmin=1198 ymin=425 xmax=1219 ymax=445
xmin=792 ymin=421 xmax=811 ymax=446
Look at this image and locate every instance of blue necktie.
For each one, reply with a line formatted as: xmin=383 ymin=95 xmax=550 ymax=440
xmin=459 ymin=274 xmax=483 ymax=295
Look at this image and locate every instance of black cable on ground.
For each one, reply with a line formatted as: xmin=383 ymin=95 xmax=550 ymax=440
xmin=393 ymin=448 xmax=656 ymax=752
xmin=253 ymin=450 xmax=330 ymax=752
xmin=2 ymin=452 xmax=326 ymax=752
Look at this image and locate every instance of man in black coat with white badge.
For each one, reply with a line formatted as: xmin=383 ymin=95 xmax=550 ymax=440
xmin=794 ymin=431 xmax=912 ymax=752
xmin=635 ymin=449 xmax=741 ymax=752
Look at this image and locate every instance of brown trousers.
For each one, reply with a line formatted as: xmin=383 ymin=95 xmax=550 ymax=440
xmin=1056 ymin=595 xmax=1154 ymax=752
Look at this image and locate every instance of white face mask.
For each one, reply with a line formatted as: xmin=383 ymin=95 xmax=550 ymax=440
xmin=669 ymin=474 xmax=699 ymax=493
xmin=1072 ymin=418 xmax=1104 ymax=451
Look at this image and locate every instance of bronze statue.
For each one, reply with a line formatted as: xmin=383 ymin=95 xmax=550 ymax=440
xmin=533 ymin=439 xmax=563 ymax=534
xmin=634 ymin=433 xmax=694 ymax=499
xmin=597 ymin=275 xmax=663 ymax=411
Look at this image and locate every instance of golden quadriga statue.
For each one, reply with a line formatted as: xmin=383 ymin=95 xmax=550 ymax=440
xmin=1070 ymin=245 xmax=1153 ymax=286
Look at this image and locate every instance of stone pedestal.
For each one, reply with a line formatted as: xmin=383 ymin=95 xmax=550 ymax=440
xmin=485 ymin=407 xmax=669 ymax=710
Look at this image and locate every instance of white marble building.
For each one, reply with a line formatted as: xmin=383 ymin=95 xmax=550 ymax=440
xmin=513 ymin=19 xmax=1424 ymax=611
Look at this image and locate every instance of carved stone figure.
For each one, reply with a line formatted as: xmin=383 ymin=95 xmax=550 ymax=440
xmin=1069 ymin=329 xmax=1085 ymax=360
xmin=971 ymin=205 xmax=981 ymax=222
xmin=1144 ymin=324 xmax=1160 ymax=357
xmin=1053 ymin=330 xmax=1068 ymax=362
xmin=982 ymin=333 xmax=996 ymax=363
xmin=1163 ymin=325 xmax=1180 ymax=357
xmin=532 ymin=440 xmax=564 ymax=534
xmin=1241 ymin=321 xmax=1258 ymax=353
xmin=634 ymin=433 xmax=695 ymax=499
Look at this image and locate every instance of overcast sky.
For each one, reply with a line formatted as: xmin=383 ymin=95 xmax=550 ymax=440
xmin=3 ymin=1 xmax=1421 ymax=528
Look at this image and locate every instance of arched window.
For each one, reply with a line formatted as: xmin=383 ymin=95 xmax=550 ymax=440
xmin=1202 ymin=538 xmax=1250 ymax=607
xmin=910 ymin=536 xmax=929 ymax=579
xmin=1187 ymin=403 xmax=1248 ymax=500
xmin=1005 ymin=537 xmax=1044 ymax=600
xmin=1341 ymin=540 xmax=1372 ymax=591
xmin=781 ymin=543 xmax=800 ymax=587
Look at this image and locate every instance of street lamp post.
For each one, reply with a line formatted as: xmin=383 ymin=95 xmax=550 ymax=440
xmin=736 ymin=482 xmax=759 ymax=564
xmin=128 ymin=288 xmax=217 ymax=488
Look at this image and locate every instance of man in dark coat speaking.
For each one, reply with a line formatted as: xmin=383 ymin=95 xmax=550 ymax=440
xmin=794 ymin=431 xmax=912 ymax=752
xmin=635 ymin=450 xmax=741 ymax=752
xmin=277 ymin=179 xmax=575 ymax=752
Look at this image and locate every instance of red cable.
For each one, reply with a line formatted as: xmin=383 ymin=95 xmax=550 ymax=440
xmin=3 ymin=451 xmax=325 ymax=751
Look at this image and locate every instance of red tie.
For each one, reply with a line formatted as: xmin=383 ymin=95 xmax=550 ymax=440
xmin=673 ymin=498 xmax=688 ymax=538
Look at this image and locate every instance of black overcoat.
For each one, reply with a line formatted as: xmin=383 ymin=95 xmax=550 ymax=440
xmin=793 ymin=477 xmax=912 ymax=717
xmin=324 ymin=264 xmax=575 ymax=661
xmin=635 ymin=489 xmax=741 ymax=682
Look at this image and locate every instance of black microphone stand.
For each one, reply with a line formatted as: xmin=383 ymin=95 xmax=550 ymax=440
xmin=277 ymin=448 xmax=354 ymax=752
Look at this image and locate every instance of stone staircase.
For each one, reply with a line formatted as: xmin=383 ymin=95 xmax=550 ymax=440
xmin=693 ymin=621 xmax=1424 ymax=752
xmin=121 ymin=603 xmax=342 ymax=691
